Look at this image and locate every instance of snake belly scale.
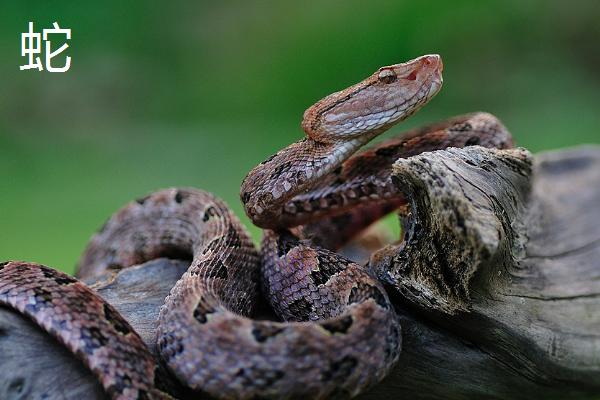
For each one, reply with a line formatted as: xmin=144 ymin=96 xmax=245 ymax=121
xmin=0 ymin=54 xmax=514 ymax=399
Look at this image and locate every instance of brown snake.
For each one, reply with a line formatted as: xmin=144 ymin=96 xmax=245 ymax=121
xmin=0 ymin=55 xmax=514 ymax=399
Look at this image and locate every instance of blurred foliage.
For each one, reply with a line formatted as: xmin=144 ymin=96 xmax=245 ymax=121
xmin=0 ymin=0 xmax=599 ymax=274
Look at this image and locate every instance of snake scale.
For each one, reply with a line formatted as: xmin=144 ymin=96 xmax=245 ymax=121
xmin=0 ymin=55 xmax=513 ymax=399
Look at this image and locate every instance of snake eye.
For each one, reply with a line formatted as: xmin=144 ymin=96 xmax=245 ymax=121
xmin=378 ymin=69 xmax=397 ymax=84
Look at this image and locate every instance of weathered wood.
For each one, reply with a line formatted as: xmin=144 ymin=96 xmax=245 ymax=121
xmin=1 ymin=145 xmax=598 ymax=399
xmin=365 ymin=145 xmax=600 ymax=399
xmin=84 ymin=259 xmax=191 ymax=356
xmin=0 ymin=309 xmax=105 ymax=400
xmin=0 ymin=260 xmax=189 ymax=400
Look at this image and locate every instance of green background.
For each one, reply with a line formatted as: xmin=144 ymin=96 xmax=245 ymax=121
xmin=1 ymin=1 xmax=598 ymax=275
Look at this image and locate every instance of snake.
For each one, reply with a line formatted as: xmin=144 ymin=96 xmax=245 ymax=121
xmin=0 ymin=54 xmax=514 ymax=399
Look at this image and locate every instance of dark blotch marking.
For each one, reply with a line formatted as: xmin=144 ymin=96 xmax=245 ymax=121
xmin=30 ymin=285 xmax=53 ymax=305
xmin=97 ymin=218 xmax=110 ymax=234
xmin=201 ymin=237 xmax=221 ymax=256
xmin=212 ymin=261 xmax=228 ymax=280
xmin=0 ymin=262 xmax=8 ymax=271
xmin=269 ymin=161 xmax=294 ymax=179
xmin=465 ymin=136 xmax=480 ymax=146
xmin=259 ymin=152 xmax=278 ymax=165
xmin=241 ymin=191 xmax=251 ymax=204
xmin=277 ymin=231 xmax=299 ymax=258
xmin=54 ymin=276 xmax=76 ymax=285
xmin=174 ymin=342 xmax=184 ymax=356
xmin=310 ymin=250 xmax=350 ymax=286
xmin=42 ymin=268 xmax=77 ymax=286
xmin=202 ymin=226 xmax=242 ymax=255
xmin=452 ymin=122 xmax=472 ymax=132
xmin=81 ymin=326 xmax=110 ymax=353
xmin=202 ymin=206 xmax=219 ymax=222
xmin=252 ymin=323 xmax=284 ymax=343
xmin=287 ymin=297 xmax=313 ymax=321
xmin=235 ymin=368 xmax=285 ymax=389
xmin=131 ymin=231 xmax=148 ymax=256
xmin=135 ymin=195 xmax=151 ymax=205
xmin=321 ymin=355 xmax=358 ymax=382
xmin=294 ymin=170 xmax=308 ymax=185
xmin=321 ymin=315 xmax=353 ymax=335
xmin=174 ymin=190 xmax=186 ymax=204
xmin=25 ymin=288 xmax=52 ymax=314
xmin=157 ymin=333 xmax=174 ymax=352
xmin=193 ymin=300 xmax=216 ymax=324
xmin=103 ymin=303 xmax=132 ymax=335
xmin=107 ymin=373 xmax=132 ymax=397
xmin=226 ymin=225 xmax=242 ymax=248
xmin=348 ymin=282 xmax=389 ymax=309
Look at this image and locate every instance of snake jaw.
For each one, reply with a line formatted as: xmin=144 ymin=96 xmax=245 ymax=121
xmin=302 ymin=54 xmax=444 ymax=143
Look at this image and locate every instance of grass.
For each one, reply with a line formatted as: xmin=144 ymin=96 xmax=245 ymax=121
xmin=1 ymin=0 xmax=598 ymax=274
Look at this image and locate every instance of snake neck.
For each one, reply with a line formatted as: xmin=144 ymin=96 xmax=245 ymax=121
xmin=241 ymin=55 xmax=443 ymax=230
xmin=240 ymin=135 xmax=372 ymax=229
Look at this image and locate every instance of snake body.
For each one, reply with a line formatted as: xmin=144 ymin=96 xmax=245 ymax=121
xmin=77 ymin=189 xmax=398 ymax=399
xmin=0 ymin=55 xmax=513 ymax=399
xmin=0 ymin=261 xmax=168 ymax=399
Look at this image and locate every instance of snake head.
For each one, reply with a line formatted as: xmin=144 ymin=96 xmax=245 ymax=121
xmin=302 ymin=54 xmax=444 ymax=143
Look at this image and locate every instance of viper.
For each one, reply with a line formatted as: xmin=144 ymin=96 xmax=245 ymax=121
xmin=0 ymin=55 xmax=513 ymax=399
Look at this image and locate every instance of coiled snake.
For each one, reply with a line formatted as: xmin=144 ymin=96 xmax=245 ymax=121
xmin=0 ymin=55 xmax=513 ymax=399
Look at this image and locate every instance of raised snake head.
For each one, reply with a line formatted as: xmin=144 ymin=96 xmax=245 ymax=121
xmin=301 ymin=54 xmax=444 ymax=143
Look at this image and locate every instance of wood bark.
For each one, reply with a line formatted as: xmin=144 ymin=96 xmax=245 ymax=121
xmin=1 ymin=145 xmax=598 ymax=399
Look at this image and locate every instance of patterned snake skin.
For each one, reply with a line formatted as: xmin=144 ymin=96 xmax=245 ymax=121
xmin=0 ymin=55 xmax=513 ymax=399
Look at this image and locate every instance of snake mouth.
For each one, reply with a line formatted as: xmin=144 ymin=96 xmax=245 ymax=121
xmin=418 ymin=54 xmax=444 ymax=94
xmin=425 ymin=54 xmax=443 ymax=73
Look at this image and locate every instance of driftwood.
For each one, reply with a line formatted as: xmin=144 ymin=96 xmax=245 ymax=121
xmin=364 ymin=145 xmax=600 ymax=399
xmin=1 ymin=145 xmax=598 ymax=399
